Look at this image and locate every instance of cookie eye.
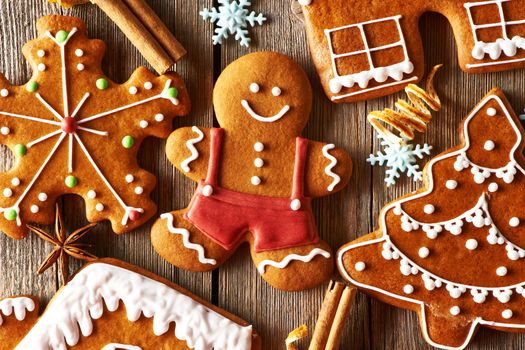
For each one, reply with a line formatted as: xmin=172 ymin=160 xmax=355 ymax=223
xmin=272 ymin=87 xmax=282 ymax=96
xmin=249 ymin=83 xmax=260 ymax=93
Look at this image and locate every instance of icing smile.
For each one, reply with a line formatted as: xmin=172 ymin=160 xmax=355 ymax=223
xmin=241 ymin=99 xmax=290 ymax=123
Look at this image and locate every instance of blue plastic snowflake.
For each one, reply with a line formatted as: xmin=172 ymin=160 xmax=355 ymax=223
xmin=200 ymin=0 xmax=267 ymax=47
xmin=368 ymin=135 xmax=432 ymax=187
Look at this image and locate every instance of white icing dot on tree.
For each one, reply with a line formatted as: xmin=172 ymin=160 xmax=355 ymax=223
xmin=249 ymin=83 xmax=260 ymax=93
xmin=129 ymin=86 xmax=138 ymax=95
xmin=272 ymin=87 xmax=282 ymax=96
xmin=509 ymin=217 xmax=520 ymax=227
xmin=254 ymin=158 xmax=264 ymax=168
xmin=418 ymin=247 xmax=430 ymax=258
xmin=3 ymin=188 xmax=12 ymax=198
xmin=37 ymin=63 xmax=46 ymax=72
xmin=37 ymin=50 xmax=45 ymax=58
xmin=125 ymin=174 xmax=134 ymax=183
xmin=144 ymin=82 xmax=153 ymax=90
xmin=77 ymin=63 xmax=85 ymax=71
xmin=75 ymin=49 xmax=84 ymax=57
xmin=254 ymin=142 xmax=264 ymax=152
xmin=486 ymin=107 xmax=497 ymax=116
xmin=11 ymin=178 xmax=20 ymax=186
xmin=38 ymin=193 xmax=47 ymax=202
xmin=488 ymin=182 xmax=499 ymax=192
xmin=87 ymin=190 xmax=96 ymax=199
xmin=95 ymin=203 xmax=104 ymax=212
xmin=134 ymin=186 xmax=144 ymax=195
xmin=0 ymin=89 xmax=8 ymax=97
xmin=0 ymin=127 xmax=10 ymax=135
xmin=450 ymin=306 xmax=461 ymax=316
xmin=251 ymin=176 xmax=261 ymax=186
xmin=139 ymin=120 xmax=149 ymax=129
xmin=155 ymin=114 xmax=164 ymax=122
xmin=502 ymin=309 xmax=513 ymax=319
xmin=423 ymin=204 xmax=435 ymax=214
xmin=466 ymin=239 xmax=478 ymax=250
xmin=30 ymin=205 xmax=39 ymax=213
xmin=484 ymin=140 xmax=495 ymax=151
xmin=496 ymin=266 xmax=508 ymax=277
xmin=403 ymin=284 xmax=414 ymax=294
xmin=445 ymin=180 xmax=457 ymax=190
xmin=354 ymin=261 xmax=366 ymax=271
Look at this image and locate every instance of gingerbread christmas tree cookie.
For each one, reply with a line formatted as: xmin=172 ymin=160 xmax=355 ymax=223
xmin=0 ymin=15 xmax=190 ymax=238
xmin=338 ymin=89 xmax=525 ymax=349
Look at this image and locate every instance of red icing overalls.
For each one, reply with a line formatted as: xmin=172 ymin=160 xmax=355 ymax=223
xmin=185 ymin=128 xmax=320 ymax=252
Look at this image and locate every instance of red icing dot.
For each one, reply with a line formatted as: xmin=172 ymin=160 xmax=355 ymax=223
xmin=129 ymin=210 xmax=140 ymax=222
xmin=61 ymin=117 xmax=77 ymax=134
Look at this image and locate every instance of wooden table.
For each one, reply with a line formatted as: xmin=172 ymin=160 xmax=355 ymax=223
xmin=1 ymin=1 xmax=525 ymax=349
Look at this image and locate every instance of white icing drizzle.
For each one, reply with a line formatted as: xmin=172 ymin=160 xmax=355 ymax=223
xmin=0 ymin=297 xmax=35 ymax=324
xmin=181 ymin=126 xmax=204 ymax=173
xmin=454 ymin=152 xmax=518 ymax=184
xmin=257 ymin=248 xmax=331 ymax=274
xmin=298 ymin=0 xmax=311 ymax=5
xmin=161 ymin=213 xmax=217 ymax=265
xmin=15 ymin=263 xmax=252 ymax=350
xmin=324 ymin=15 xmax=415 ymax=97
xmin=322 ymin=144 xmax=341 ymax=192
xmin=241 ymin=100 xmax=290 ymax=123
xmin=101 ymin=344 xmax=141 ymax=350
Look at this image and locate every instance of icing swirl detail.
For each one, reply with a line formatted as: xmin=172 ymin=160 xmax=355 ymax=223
xmin=181 ymin=126 xmax=204 ymax=173
xmin=258 ymin=248 xmax=331 ymax=274
xmin=321 ymin=144 xmax=341 ymax=192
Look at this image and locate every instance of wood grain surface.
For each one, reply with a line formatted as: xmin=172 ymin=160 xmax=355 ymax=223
xmin=1 ymin=1 xmax=525 ymax=349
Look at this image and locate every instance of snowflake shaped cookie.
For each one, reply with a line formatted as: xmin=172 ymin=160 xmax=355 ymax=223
xmin=200 ymin=0 xmax=267 ymax=47
xmin=368 ymin=135 xmax=432 ymax=186
xmin=0 ymin=15 xmax=190 ymax=239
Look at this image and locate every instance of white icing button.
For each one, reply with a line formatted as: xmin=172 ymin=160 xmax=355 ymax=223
xmin=291 ymin=199 xmax=301 ymax=211
xmin=466 ymin=239 xmax=478 ymax=250
xmin=30 ymin=205 xmax=39 ymax=213
xmin=423 ymin=204 xmax=435 ymax=214
xmin=0 ymin=89 xmax=8 ymax=97
xmin=487 ymin=107 xmax=497 ymax=116
xmin=254 ymin=158 xmax=264 ymax=168
xmin=502 ymin=309 xmax=513 ymax=319
xmin=134 ymin=186 xmax=144 ymax=195
xmin=509 ymin=217 xmax=520 ymax=227
xmin=10 ymin=178 xmax=20 ymax=186
xmin=354 ymin=261 xmax=366 ymax=272
xmin=488 ymin=182 xmax=499 ymax=192
xmin=37 ymin=63 xmax=46 ymax=72
xmin=418 ymin=247 xmax=430 ymax=258
xmin=139 ymin=120 xmax=149 ymax=128
xmin=251 ymin=176 xmax=261 ymax=186
xmin=403 ymin=284 xmax=414 ymax=294
xmin=87 ymin=190 xmax=97 ymax=199
xmin=77 ymin=63 xmax=85 ymax=71
xmin=125 ymin=174 xmax=134 ymax=183
xmin=445 ymin=180 xmax=457 ymax=190
xmin=38 ymin=193 xmax=47 ymax=202
xmin=254 ymin=142 xmax=264 ymax=152
xmin=95 ymin=203 xmax=104 ymax=212
xmin=155 ymin=114 xmax=164 ymax=122
xmin=129 ymin=86 xmax=138 ymax=95
xmin=144 ymin=82 xmax=153 ymax=90
xmin=3 ymin=188 xmax=12 ymax=198
xmin=450 ymin=306 xmax=461 ymax=316
xmin=75 ymin=49 xmax=84 ymax=57
xmin=272 ymin=87 xmax=282 ymax=96
xmin=249 ymin=83 xmax=260 ymax=93
xmin=484 ymin=140 xmax=495 ymax=151
xmin=202 ymin=184 xmax=214 ymax=197
xmin=0 ymin=127 xmax=10 ymax=135
xmin=37 ymin=50 xmax=45 ymax=58
xmin=496 ymin=266 xmax=508 ymax=277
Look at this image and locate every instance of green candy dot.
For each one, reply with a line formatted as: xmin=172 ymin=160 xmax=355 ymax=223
xmin=4 ymin=209 xmax=17 ymax=221
xmin=122 ymin=135 xmax=135 ymax=149
xmin=65 ymin=175 xmax=78 ymax=188
xmin=96 ymin=78 xmax=109 ymax=90
xmin=26 ymin=81 xmax=39 ymax=92
xmin=14 ymin=144 xmax=26 ymax=157
xmin=167 ymin=87 xmax=178 ymax=99
xmin=55 ymin=30 xmax=69 ymax=43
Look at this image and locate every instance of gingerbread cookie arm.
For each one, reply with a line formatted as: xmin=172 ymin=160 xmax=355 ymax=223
xmin=166 ymin=126 xmax=212 ymax=183
xmin=0 ymin=296 xmax=39 ymax=350
xmin=304 ymin=140 xmax=352 ymax=198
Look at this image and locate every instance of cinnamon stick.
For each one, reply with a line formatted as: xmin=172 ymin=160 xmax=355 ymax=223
xmin=325 ymin=286 xmax=356 ymax=349
xmin=90 ymin=0 xmax=174 ymax=74
xmin=122 ymin=0 xmax=186 ymax=62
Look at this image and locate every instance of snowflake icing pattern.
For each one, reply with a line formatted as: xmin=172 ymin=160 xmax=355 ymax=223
xmin=200 ymin=0 xmax=267 ymax=47
xmin=0 ymin=16 xmax=189 ymax=238
xmin=368 ymin=135 xmax=432 ymax=186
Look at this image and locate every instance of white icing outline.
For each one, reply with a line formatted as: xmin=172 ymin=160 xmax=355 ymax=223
xmin=257 ymin=248 xmax=331 ymax=274
xmin=337 ymin=93 xmax=525 ymax=349
xmin=330 ymin=77 xmax=419 ymax=101
xmin=161 ymin=213 xmax=217 ymax=265
xmin=321 ymin=144 xmax=341 ymax=191
xmin=0 ymin=297 xmax=35 ymax=324
xmin=101 ymin=344 xmax=141 ymax=350
xmin=181 ymin=126 xmax=204 ymax=173
xmin=16 ymin=263 xmax=252 ymax=350
xmin=241 ymin=100 xmax=290 ymax=123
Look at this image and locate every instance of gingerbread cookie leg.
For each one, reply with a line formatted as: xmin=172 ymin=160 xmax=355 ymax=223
xmin=151 ymin=209 xmax=234 ymax=271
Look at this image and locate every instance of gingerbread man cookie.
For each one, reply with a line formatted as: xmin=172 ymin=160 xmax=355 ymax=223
xmin=151 ymin=52 xmax=352 ymax=291
xmin=0 ymin=15 xmax=190 ymax=239
xmin=338 ymin=88 xmax=525 ymax=349
xmin=300 ymin=0 xmax=525 ymax=103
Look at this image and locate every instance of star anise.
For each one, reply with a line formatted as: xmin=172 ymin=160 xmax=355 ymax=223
xmin=28 ymin=204 xmax=97 ymax=285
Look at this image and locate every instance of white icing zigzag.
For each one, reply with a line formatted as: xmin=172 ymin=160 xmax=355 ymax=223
xmin=161 ymin=213 xmax=217 ymax=265
xmin=0 ymin=297 xmax=35 ymax=324
xmin=257 ymin=248 xmax=331 ymax=274
xmin=322 ymin=144 xmax=341 ymax=192
xmin=181 ymin=126 xmax=204 ymax=173
xmin=16 ymin=263 xmax=252 ymax=350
